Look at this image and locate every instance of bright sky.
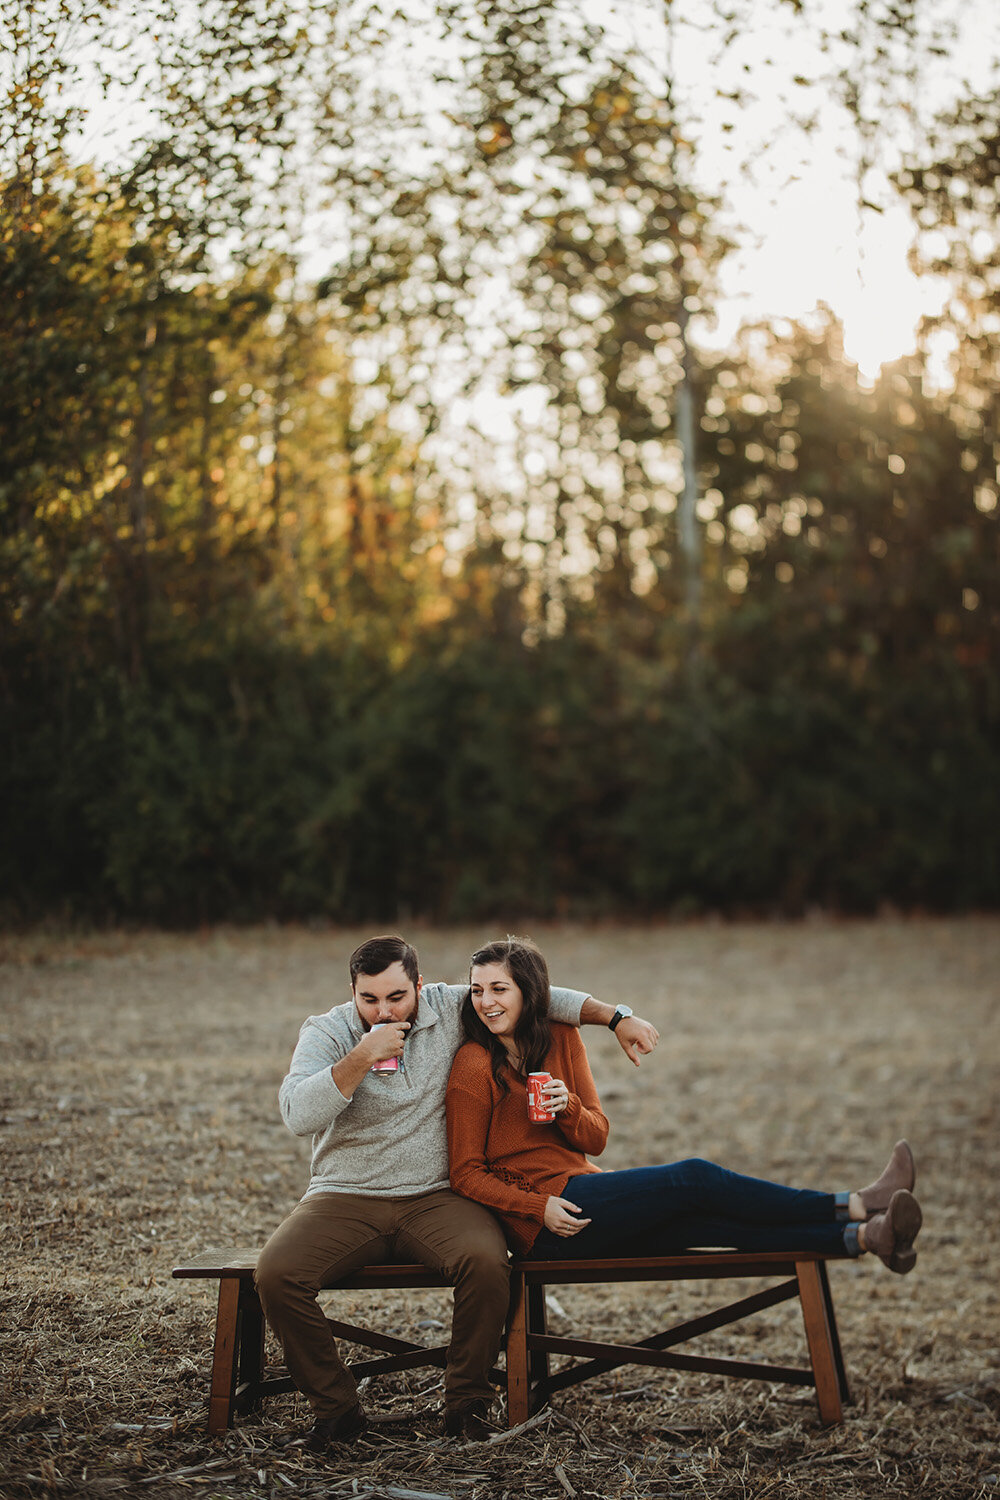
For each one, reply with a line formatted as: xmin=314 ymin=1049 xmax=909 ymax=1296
xmin=712 ymin=165 xmax=953 ymax=382
xmin=631 ymin=0 xmax=1000 ymax=380
xmin=60 ymin=0 xmax=1000 ymax=382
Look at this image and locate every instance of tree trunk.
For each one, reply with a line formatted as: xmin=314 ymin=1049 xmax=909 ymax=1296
xmin=674 ymin=304 xmax=701 ymax=652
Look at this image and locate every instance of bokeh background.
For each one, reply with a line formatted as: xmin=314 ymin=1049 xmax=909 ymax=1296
xmin=2 ymin=0 xmax=998 ymax=926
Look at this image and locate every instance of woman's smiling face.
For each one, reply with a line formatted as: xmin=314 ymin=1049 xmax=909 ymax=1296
xmin=470 ymin=961 xmax=524 ymax=1041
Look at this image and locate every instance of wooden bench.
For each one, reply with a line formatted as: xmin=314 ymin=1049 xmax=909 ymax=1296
xmin=503 ymin=1250 xmax=850 ymax=1427
xmin=173 ymin=1247 xmax=851 ymax=1434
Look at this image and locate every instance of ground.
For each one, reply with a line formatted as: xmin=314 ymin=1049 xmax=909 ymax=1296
xmin=1 ymin=918 xmax=998 ymax=1500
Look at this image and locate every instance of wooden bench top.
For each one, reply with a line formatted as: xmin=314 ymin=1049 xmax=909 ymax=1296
xmin=173 ymin=1246 xmax=849 ymax=1282
xmin=173 ymin=1250 xmax=452 ymax=1288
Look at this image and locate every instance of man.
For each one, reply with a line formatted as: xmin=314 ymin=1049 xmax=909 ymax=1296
xmin=255 ymin=934 xmax=658 ymax=1448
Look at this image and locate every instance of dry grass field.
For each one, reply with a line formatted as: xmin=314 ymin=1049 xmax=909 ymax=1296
xmin=2 ymin=919 xmax=998 ymax=1500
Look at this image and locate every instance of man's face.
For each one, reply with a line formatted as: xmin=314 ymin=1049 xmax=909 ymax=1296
xmin=352 ymin=960 xmax=422 ymax=1029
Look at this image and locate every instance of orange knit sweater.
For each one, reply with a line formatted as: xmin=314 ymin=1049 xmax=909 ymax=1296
xmin=446 ymin=1023 xmax=610 ymax=1252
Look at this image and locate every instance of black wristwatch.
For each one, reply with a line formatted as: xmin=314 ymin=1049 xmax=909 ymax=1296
xmin=608 ymin=1004 xmax=634 ymax=1032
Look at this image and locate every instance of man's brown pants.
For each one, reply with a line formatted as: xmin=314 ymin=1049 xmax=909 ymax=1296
xmin=255 ymin=1189 xmax=510 ymax=1420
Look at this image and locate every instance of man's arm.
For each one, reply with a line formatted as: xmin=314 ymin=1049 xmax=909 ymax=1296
xmin=330 ymin=1022 xmax=409 ymax=1100
xmin=278 ymin=1014 xmax=375 ymax=1135
xmin=579 ymin=996 xmax=660 ymax=1067
xmin=281 ymin=1015 xmax=413 ymax=1133
xmin=436 ymin=981 xmax=658 ymax=1066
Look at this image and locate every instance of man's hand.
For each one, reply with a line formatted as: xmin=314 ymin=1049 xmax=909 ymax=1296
xmin=578 ymin=997 xmax=660 ymax=1066
xmin=543 ymin=1195 xmax=592 ymax=1236
xmin=331 ymin=1022 xmax=410 ymax=1098
xmin=360 ymin=1021 xmax=410 ymax=1065
xmin=614 ymin=1016 xmax=659 ymax=1067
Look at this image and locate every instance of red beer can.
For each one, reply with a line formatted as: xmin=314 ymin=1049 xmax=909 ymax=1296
xmin=527 ymin=1071 xmax=555 ymax=1123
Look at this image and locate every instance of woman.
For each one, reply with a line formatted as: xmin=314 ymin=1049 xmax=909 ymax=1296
xmin=445 ymin=938 xmax=922 ymax=1269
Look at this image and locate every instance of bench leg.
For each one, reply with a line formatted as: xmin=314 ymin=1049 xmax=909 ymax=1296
xmin=818 ymin=1259 xmax=851 ymax=1404
xmin=527 ymin=1282 xmax=550 ymax=1390
xmin=235 ymin=1283 xmax=266 ymax=1417
xmin=796 ymin=1260 xmax=843 ymax=1425
xmin=208 ymin=1277 xmax=241 ymax=1434
xmin=505 ymin=1270 xmax=531 ymax=1427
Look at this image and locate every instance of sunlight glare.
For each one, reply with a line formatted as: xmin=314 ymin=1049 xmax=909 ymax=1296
xmin=839 ymin=211 xmax=950 ymax=381
xmin=714 ymin=178 xmax=949 ymax=381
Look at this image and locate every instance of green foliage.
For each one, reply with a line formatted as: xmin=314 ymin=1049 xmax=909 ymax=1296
xmin=5 ymin=582 xmax=997 ymax=923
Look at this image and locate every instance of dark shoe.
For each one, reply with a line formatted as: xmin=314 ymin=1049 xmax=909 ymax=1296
xmin=305 ymin=1405 xmax=367 ymax=1451
xmin=443 ymin=1398 xmax=494 ymax=1441
xmin=858 ymin=1140 xmax=915 ymax=1216
xmin=864 ymin=1188 xmax=922 ymax=1274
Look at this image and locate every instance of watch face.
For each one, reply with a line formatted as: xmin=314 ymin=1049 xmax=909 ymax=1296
xmin=618 ymin=1006 xmax=633 ymax=1018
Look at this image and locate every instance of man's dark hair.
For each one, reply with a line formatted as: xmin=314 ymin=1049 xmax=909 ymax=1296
xmin=349 ymin=934 xmax=420 ymax=989
xmin=461 ymin=936 xmax=552 ymax=1093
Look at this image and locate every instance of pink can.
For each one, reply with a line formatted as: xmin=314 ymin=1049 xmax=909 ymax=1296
xmin=527 ymin=1071 xmax=555 ymax=1123
xmin=369 ymin=1023 xmax=400 ymax=1072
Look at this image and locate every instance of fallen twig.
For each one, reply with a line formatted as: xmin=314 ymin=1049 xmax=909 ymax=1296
xmin=483 ymin=1409 xmax=553 ymax=1445
xmin=137 ymin=1455 xmax=236 ymax=1485
xmin=550 ymin=1410 xmax=596 ymax=1453
xmin=553 ymin=1462 xmax=577 ymax=1497
xmin=346 ymin=1489 xmax=457 ymax=1500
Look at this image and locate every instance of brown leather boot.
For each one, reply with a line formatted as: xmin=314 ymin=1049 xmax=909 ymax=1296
xmin=304 ymin=1405 xmax=367 ymax=1451
xmin=858 ymin=1140 xmax=915 ymax=1216
xmin=863 ymin=1188 xmax=922 ymax=1273
xmin=444 ymin=1398 xmax=495 ymax=1441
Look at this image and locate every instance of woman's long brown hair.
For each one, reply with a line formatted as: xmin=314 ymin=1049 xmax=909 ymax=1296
xmin=461 ymin=937 xmax=553 ymax=1094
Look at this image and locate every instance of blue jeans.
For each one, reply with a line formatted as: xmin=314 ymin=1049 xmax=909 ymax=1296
xmin=528 ymin=1159 xmax=853 ymax=1260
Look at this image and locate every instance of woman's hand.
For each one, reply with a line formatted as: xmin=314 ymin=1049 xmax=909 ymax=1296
xmin=542 ymin=1077 xmax=570 ymax=1114
xmin=543 ymin=1196 xmax=592 ymax=1236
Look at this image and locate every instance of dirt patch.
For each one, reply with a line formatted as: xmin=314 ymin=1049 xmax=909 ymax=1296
xmin=2 ymin=918 xmax=998 ymax=1498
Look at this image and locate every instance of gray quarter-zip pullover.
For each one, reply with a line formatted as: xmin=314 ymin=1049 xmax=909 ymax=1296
xmin=280 ymin=982 xmax=588 ymax=1198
